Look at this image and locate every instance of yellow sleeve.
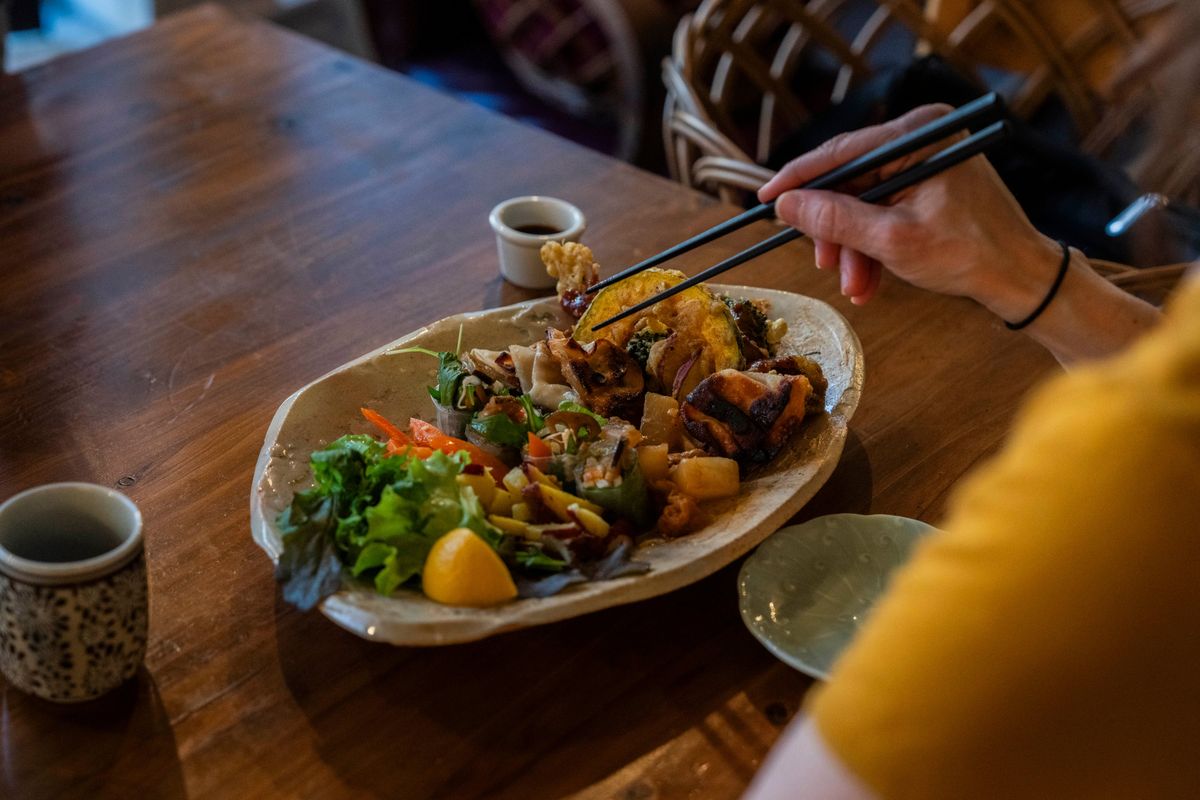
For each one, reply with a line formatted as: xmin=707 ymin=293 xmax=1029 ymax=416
xmin=808 ymin=283 xmax=1200 ymax=799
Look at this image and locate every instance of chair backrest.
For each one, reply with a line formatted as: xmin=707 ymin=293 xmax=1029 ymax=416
xmin=664 ymin=0 xmax=1177 ymax=201
xmin=663 ymin=0 xmax=1187 ymax=298
xmin=474 ymin=0 xmax=681 ymax=161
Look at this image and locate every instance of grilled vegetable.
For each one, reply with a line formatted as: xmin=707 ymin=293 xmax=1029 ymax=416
xmin=748 ymin=355 xmax=828 ymax=414
xmin=680 ymin=370 xmax=813 ymax=463
xmin=643 ymin=333 xmax=704 ymax=399
xmin=462 ymin=348 xmax=521 ymax=391
xmin=545 ymin=329 xmax=645 ymax=419
xmin=573 ymin=269 xmax=743 ymax=381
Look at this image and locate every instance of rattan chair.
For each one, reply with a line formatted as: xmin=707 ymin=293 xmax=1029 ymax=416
xmin=474 ymin=0 xmax=689 ymax=162
xmin=662 ymin=0 xmax=1186 ymax=297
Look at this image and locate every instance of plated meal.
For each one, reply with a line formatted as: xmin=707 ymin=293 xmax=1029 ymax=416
xmin=250 ymin=243 xmax=863 ymax=644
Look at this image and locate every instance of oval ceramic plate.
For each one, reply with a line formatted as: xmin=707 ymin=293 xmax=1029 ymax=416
xmin=250 ymin=285 xmax=863 ymax=645
xmin=738 ymin=514 xmax=935 ymax=679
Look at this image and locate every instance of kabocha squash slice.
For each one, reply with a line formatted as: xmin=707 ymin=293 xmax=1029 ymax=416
xmin=573 ymin=269 xmax=744 ymax=382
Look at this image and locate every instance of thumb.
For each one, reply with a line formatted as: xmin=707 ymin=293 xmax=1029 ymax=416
xmin=775 ymin=190 xmax=897 ymax=262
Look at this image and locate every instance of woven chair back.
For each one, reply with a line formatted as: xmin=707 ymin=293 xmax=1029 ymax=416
xmin=663 ymin=0 xmax=1185 ymax=298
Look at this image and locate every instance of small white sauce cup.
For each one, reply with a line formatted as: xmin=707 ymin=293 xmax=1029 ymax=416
xmin=489 ymin=196 xmax=586 ymax=289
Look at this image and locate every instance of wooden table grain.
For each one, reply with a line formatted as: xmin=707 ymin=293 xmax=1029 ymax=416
xmin=0 ymin=6 xmax=1057 ymax=798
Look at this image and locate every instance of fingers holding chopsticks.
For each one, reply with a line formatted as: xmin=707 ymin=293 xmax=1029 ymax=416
xmin=770 ymin=116 xmax=1056 ymax=313
xmin=587 ymin=97 xmax=1011 ymax=332
xmin=840 ymin=247 xmax=883 ymax=305
xmin=779 ymin=190 xmax=893 ymax=304
xmin=757 ymin=104 xmax=955 ymax=203
xmin=762 ymin=102 xmax=981 ymax=305
xmin=785 ymin=191 xmax=891 ymax=305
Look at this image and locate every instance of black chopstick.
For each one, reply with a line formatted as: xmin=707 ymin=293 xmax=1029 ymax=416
xmin=586 ymin=92 xmax=1003 ymax=294
xmin=589 ymin=120 xmax=1010 ymax=332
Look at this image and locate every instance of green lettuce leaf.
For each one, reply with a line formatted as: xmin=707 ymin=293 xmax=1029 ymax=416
xmin=276 ymin=438 xmax=503 ymax=609
xmin=557 ymin=401 xmax=607 ymax=426
xmin=275 ymin=490 xmax=344 ymax=612
xmin=469 ymin=412 xmax=528 ymax=449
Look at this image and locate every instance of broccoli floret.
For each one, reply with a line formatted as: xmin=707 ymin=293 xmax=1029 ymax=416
xmin=626 ymin=329 xmax=669 ymax=370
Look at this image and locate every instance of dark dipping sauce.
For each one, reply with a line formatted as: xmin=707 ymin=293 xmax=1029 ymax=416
xmin=514 ymin=224 xmax=563 ymax=236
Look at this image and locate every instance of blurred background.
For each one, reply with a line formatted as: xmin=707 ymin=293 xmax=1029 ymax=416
xmin=3 ymin=0 xmax=1195 ymax=273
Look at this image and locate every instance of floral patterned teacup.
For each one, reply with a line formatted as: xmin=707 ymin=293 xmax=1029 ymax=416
xmin=0 ymin=483 xmax=148 ymax=702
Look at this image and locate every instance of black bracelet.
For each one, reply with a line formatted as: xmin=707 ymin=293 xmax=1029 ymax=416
xmin=1005 ymin=240 xmax=1071 ymax=331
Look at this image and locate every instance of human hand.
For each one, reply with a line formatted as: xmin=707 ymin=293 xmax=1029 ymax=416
xmin=758 ymin=104 xmax=1062 ymax=319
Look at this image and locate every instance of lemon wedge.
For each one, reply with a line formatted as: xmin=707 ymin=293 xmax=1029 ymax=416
xmin=422 ymin=527 xmax=517 ymax=607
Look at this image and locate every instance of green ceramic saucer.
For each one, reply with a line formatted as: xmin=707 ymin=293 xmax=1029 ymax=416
xmin=738 ymin=514 xmax=936 ymax=680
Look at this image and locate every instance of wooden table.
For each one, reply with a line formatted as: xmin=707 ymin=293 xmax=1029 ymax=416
xmin=0 ymin=6 xmax=1057 ymax=798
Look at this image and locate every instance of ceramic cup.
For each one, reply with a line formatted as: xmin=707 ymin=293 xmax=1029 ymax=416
xmin=0 ymin=483 xmax=148 ymax=702
xmin=489 ymin=196 xmax=586 ymax=289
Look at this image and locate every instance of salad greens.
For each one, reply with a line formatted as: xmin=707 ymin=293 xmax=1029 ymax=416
xmin=393 ymin=346 xmax=468 ymax=408
xmin=557 ymin=401 xmax=607 ymax=426
xmin=469 ymin=412 xmax=528 ymax=449
xmin=276 ymin=432 xmax=597 ymax=610
xmin=469 ymin=395 xmax=545 ymax=449
xmin=276 ymin=435 xmax=499 ymax=609
xmin=433 ymin=351 xmax=468 ymax=408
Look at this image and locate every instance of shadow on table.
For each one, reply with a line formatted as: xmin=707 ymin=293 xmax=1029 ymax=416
xmin=483 ymin=271 xmax=547 ymax=309
xmin=0 ymin=667 xmax=186 ymax=800
xmin=797 ymin=429 xmax=874 ymax=521
xmin=273 ymin=429 xmax=875 ymax=799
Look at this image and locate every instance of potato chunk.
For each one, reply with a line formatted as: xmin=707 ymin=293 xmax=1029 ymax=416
xmin=668 ymin=457 xmax=740 ymax=500
xmin=637 ymin=443 xmax=670 ymax=484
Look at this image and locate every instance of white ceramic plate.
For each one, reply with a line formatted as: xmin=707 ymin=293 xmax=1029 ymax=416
xmin=738 ymin=514 xmax=935 ymax=679
xmin=250 ymin=285 xmax=864 ymax=645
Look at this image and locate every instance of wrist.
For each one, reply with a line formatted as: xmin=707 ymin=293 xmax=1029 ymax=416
xmin=973 ymin=233 xmax=1064 ymax=323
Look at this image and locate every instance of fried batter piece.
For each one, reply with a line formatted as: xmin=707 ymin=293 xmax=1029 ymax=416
xmin=545 ymin=329 xmax=644 ymax=418
xmin=748 ymin=355 xmax=827 ymax=414
xmin=680 ymin=369 xmax=813 ymax=463
xmin=541 ymin=241 xmax=599 ymax=319
xmin=652 ymin=479 xmax=703 ymax=538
